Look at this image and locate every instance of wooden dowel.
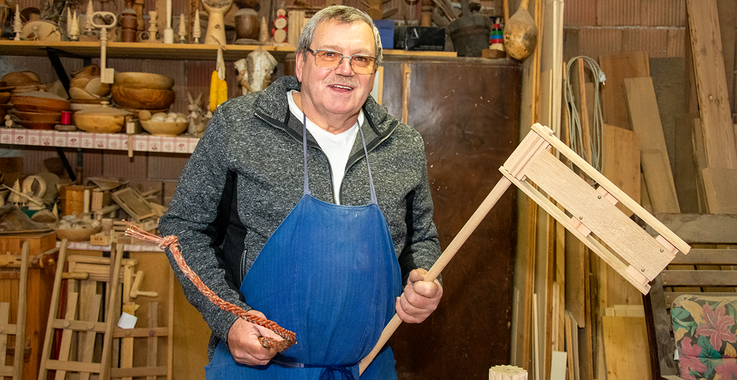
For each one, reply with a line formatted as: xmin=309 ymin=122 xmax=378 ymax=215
xmin=13 ymin=242 xmax=29 ymax=380
xmin=359 ymin=176 xmax=513 ymax=374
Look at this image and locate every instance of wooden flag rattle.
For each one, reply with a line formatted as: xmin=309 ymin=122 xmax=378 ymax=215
xmin=358 ymin=123 xmax=690 ymax=373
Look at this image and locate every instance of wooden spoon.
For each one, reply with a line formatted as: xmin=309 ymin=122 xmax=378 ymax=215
xmin=503 ymin=0 xmax=538 ymax=60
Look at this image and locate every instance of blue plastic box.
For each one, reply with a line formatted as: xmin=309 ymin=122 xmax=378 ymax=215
xmin=373 ymin=19 xmax=395 ymax=50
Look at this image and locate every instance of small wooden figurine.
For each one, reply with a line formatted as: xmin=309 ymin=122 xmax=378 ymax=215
xmin=163 ymin=0 xmax=174 ymax=43
xmin=177 ymin=14 xmax=186 ymax=43
xmin=13 ymin=5 xmax=21 ymax=41
xmin=272 ymin=9 xmax=287 ymax=44
xmin=147 ymin=11 xmax=158 ymax=41
xmin=192 ymin=10 xmax=201 ymax=43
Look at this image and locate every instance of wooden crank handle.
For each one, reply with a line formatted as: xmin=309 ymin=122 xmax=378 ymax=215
xmin=90 ymin=11 xmax=118 ymax=29
xmin=359 ymin=175 xmax=513 ymax=374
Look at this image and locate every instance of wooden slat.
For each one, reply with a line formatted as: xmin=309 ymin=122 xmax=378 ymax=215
xmin=599 ymin=51 xmax=650 ymax=131
xmin=671 ymin=248 xmax=737 ymax=265
xmin=624 ymin=76 xmax=680 ymax=213
xmin=686 ymin=0 xmax=737 ymax=169
xmin=662 ymin=270 xmax=737 ymax=286
xmin=654 ymin=213 xmax=737 ymax=244
xmin=665 ymin=292 xmax=737 ymax=306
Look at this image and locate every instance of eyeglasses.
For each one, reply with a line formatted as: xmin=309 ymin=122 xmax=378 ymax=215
xmin=306 ymin=48 xmax=377 ymax=75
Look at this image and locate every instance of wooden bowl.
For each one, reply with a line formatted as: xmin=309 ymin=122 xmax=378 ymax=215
xmin=15 ymin=120 xmax=58 ymax=130
xmin=114 ymin=72 xmax=175 ymax=90
xmin=111 ymin=85 xmax=175 ymax=110
xmin=74 ymin=105 xmax=131 ymax=133
xmin=2 ymin=71 xmax=40 ymax=87
xmin=11 ymin=91 xmax=71 ymax=113
xmin=0 ymin=92 xmax=9 ymax=104
xmin=12 ymin=109 xmax=61 ymax=123
xmin=140 ymin=120 xmax=189 ymax=137
xmin=54 ymin=225 xmax=102 ymax=242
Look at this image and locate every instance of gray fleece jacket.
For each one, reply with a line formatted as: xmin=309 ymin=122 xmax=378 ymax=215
xmin=158 ymin=75 xmax=441 ymax=358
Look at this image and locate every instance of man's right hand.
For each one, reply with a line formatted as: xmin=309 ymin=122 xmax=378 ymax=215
xmin=227 ymin=310 xmax=281 ymax=366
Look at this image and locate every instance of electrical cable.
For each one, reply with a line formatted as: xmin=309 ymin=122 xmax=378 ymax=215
xmin=564 ymin=55 xmax=606 ymax=172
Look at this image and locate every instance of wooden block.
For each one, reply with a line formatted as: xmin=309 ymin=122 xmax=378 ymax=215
xmin=0 ymin=232 xmax=56 ymax=258
xmin=623 ymin=76 xmax=680 ymax=213
xmin=701 ymin=168 xmax=737 ymax=213
xmin=599 ymin=51 xmax=650 ymax=131
xmin=686 ymin=0 xmax=737 ymax=169
xmin=602 ymin=316 xmax=652 ymax=380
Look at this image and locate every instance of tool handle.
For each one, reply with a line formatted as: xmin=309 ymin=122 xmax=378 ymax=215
xmin=359 ymin=175 xmax=513 ymax=374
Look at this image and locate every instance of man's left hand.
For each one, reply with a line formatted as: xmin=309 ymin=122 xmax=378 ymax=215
xmin=395 ymin=268 xmax=443 ymax=324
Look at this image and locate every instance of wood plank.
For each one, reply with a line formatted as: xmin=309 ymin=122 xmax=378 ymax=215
xmin=662 ymin=270 xmax=737 ymax=286
xmin=701 ymin=168 xmax=737 ymax=213
xmin=599 ymin=51 xmax=650 ymax=131
xmin=665 ymin=292 xmax=737 ymax=306
xmin=717 ymin=0 xmax=736 ymax=114
xmin=624 ymin=76 xmax=680 ymax=213
xmin=672 ymin=248 xmax=737 ymax=265
xmin=602 ymin=124 xmax=640 ymax=217
xmin=654 ymin=213 xmax=737 ymax=244
xmin=686 ymin=0 xmax=737 ymax=169
xmin=602 ymin=316 xmax=652 ymax=380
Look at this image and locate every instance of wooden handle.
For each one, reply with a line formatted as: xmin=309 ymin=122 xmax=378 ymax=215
xmin=358 ymin=176 xmax=513 ymax=374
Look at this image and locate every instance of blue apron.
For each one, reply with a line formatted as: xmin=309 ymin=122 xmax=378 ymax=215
xmin=205 ymin=115 xmax=402 ymax=379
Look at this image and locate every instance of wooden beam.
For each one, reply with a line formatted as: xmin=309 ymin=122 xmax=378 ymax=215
xmin=686 ymin=0 xmax=737 ymax=169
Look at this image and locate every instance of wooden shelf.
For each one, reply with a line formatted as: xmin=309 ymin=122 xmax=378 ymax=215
xmin=0 ymin=128 xmax=199 ymax=153
xmin=0 ymin=40 xmax=456 ymax=61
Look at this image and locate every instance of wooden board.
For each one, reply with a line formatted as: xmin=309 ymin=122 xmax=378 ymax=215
xmin=717 ymin=0 xmax=736 ymax=114
xmin=602 ymin=316 xmax=652 ymax=380
xmin=602 ymin=124 xmax=640 ymax=216
xmin=653 ymin=213 xmax=737 ymax=244
xmin=599 ymin=51 xmax=650 ymax=131
xmin=686 ymin=0 xmax=737 ymax=169
xmin=623 ymin=76 xmax=681 ymax=213
xmin=701 ymin=168 xmax=737 ymax=213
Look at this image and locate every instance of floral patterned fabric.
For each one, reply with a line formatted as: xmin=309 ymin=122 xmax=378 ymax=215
xmin=672 ymin=294 xmax=737 ymax=380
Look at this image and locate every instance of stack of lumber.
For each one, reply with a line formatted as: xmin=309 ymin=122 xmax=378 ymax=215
xmin=512 ymin=0 xmax=737 ymax=379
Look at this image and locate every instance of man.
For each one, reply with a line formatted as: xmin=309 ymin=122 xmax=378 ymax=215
xmin=159 ymin=5 xmax=442 ymax=379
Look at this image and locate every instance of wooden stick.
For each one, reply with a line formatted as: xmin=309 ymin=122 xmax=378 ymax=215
xmin=12 ymin=242 xmax=28 ymax=380
xmin=359 ymin=176 xmax=513 ymax=374
xmin=99 ymin=244 xmax=124 ymax=380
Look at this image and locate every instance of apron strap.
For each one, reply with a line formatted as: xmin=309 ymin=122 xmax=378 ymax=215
xmin=301 ymin=112 xmax=378 ymax=204
xmin=303 ymin=113 xmax=311 ymax=196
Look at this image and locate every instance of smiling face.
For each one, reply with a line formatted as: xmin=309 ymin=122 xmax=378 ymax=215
xmin=295 ymin=19 xmax=376 ymax=133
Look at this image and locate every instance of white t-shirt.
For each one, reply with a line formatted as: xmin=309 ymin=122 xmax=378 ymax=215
xmin=287 ymin=91 xmax=362 ymax=205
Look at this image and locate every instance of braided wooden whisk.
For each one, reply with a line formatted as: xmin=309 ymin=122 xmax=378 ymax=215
xmin=124 ymin=222 xmax=297 ymax=353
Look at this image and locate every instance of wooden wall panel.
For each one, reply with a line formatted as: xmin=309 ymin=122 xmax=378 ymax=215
xmin=640 ymin=0 xmax=686 ymax=27
xmin=622 ymin=28 xmax=668 ymax=58
xmin=382 ymin=58 xmax=521 ymax=380
xmin=563 ymin=0 xmax=596 ymax=27
xmin=596 ymin=0 xmax=640 ymax=26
